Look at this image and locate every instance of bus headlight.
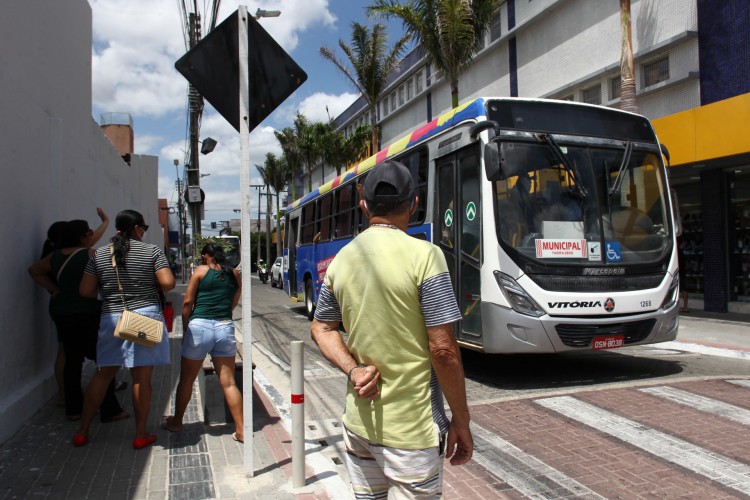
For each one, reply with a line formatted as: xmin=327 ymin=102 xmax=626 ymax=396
xmin=494 ymin=272 xmax=545 ymax=317
xmin=660 ymin=273 xmax=679 ymax=310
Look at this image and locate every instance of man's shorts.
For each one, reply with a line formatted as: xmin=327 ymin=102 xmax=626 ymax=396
xmin=343 ymin=425 xmax=445 ymax=499
xmin=181 ymin=318 xmax=236 ymax=360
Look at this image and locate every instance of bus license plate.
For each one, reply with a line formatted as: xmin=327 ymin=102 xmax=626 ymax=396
xmin=592 ymin=336 xmax=624 ymax=350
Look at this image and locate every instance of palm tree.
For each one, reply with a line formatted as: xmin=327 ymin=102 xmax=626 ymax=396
xmin=341 ymin=125 xmax=372 ymax=171
xmin=256 ymin=152 xmax=289 ymax=260
xmin=320 ymin=22 xmax=409 ymax=153
xmin=619 ymin=0 xmax=638 ymax=113
xmin=274 ymin=126 xmax=303 ymax=200
xmin=368 ymin=0 xmax=498 ymax=109
xmin=317 ymin=122 xmax=372 ymax=177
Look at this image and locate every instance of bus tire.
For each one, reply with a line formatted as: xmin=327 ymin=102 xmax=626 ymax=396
xmin=305 ymin=279 xmax=315 ymax=321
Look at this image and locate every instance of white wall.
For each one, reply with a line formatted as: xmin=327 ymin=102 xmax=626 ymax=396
xmin=0 ymin=1 xmax=160 ymax=443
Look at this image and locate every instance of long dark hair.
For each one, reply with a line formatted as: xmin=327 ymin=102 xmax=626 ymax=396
xmin=201 ymin=243 xmax=238 ymax=288
xmin=59 ymin=220 xmax=90 ymax=248
xmin=111 ymin=210 xmax=144 ymax=268
xmin=42 ymin=221 xmax=68 ymax=258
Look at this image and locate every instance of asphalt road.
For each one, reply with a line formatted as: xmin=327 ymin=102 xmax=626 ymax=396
xmin=245 ymin=277 xmax=750 ymax=498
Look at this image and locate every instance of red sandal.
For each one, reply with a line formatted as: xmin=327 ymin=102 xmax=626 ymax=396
xmin=132 ymin=433 xmax=157 ymax=450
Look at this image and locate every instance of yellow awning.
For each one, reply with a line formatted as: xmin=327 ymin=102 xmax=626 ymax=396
xmin=652 ymin=92 xmax=750 ymax=167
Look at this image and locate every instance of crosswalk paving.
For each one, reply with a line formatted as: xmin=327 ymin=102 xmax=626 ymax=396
xmin=461 ymin=379 xmax=750 ymax=498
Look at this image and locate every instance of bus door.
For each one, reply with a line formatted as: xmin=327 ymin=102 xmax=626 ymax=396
xmin=436 ymin=147 xmax=482 ymax=344
xmin=287 ymin=213 xmax=299 ymax=297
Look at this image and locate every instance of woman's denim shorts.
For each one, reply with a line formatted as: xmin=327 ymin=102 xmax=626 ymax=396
xmin=97 ymin=305 xmax=170 ymax=368
xmin=182 ymin=318 xmax=236 ymax=360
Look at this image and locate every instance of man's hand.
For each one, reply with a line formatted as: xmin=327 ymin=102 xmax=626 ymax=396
xmin=350 ymin=365 xmax=380 ymax=401
xmin=445 ymin=420 xmax=473 ymax=466
xmin=97 ymin=207 xmax=108 ymax=222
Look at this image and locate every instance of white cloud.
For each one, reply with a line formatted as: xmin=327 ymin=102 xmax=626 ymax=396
xmin=89 ymin=0 xmax=337 ymax=118
xmin=298 ymin=92 xmax=360 ymax=123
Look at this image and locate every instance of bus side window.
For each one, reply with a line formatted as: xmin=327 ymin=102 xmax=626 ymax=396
xmin=401 ymin=148 xmax=428 ymax=224
xmin=335 ymin=184 xmax=355 ymax=239
xmin=318 ymin=194 xmax=332 ymax=242
xmin=301 ymin=203 xmax=316 ymax=245
xmin=357 ymin=174 xmax=369 ymax=233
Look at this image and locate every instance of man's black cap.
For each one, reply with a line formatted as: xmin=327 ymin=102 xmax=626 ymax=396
xmin=363 ymin=160 xmax=415 ymax=204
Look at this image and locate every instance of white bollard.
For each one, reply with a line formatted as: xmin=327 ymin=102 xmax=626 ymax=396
xmin=291 ymin=340 xmax=305 ymax=488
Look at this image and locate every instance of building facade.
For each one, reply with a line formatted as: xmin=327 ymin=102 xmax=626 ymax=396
xmin=1 ymin=1 xmax=162 ymax=442
xmin=327 ymin=0 xmax=749 ymax=314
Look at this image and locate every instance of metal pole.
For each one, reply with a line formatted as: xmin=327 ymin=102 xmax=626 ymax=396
xmin=265 ymin=192 xmax=272 ymax=261
xmin=238 ymin=6 xmax=254 ymax=477
xmin=291 ymin=340 xmax=305 ymax=488
xmin=187 ymin=12 xmax=204 ymax=241
xmin=257 ymin=188 xmax=262 ymax=264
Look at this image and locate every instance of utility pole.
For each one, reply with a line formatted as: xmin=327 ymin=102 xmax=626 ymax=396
xmin=186 ymin=11 xmax=204 ymax=242
xmin=249 ymin=184 xmax=265 ymax=266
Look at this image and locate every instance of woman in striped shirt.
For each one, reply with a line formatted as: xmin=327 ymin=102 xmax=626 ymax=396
xmin=73 ymin=210 xmax=175 ymax=450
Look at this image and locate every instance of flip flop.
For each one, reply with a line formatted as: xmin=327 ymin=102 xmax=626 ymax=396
xmin=232 ymin=432 xmax=244 ymax=443
xmin=161 ymin=415 xmax=183 ymax=433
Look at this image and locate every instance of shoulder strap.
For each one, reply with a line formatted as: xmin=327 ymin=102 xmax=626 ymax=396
xmin=110 ymin=244 xmax=128 ymax=311
xmin=56 ymin=247 xmax=87 ymax=283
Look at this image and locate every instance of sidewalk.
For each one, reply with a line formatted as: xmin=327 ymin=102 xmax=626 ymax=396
xmin=1 ymin=296 xmax=749 ymax=499
xmin=0 ymin=285 xmax=328 ymax=499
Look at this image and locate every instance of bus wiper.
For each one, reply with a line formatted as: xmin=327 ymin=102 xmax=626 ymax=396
xmin=537 ymin=133 xmax=587 ymax=198
xmin=608 ymin=141 xmax=633 ymax=195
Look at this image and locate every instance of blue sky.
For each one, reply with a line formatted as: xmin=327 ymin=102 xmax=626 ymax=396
xmin=89 ymin=0 xmax=408 ymax=234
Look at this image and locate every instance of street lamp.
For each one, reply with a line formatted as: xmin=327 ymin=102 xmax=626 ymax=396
xmin=255 ymin=8 xmax=281 ymax=19
xmin=200 ymin=173 xmax=211 ymax=178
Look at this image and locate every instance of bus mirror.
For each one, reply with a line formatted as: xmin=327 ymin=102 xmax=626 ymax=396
xmin=660 ymin=143 xmax=671 ymax=167
xmin=484 ymin=142 xmax=501 ymax=180
xmin=671 ymin=188 xmax=682 ymax=237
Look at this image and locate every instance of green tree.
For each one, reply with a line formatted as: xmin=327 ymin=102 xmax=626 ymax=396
xmin=318 ymin=121 xmax=372 ymax=177
xmin=368 ymin=0 xmax=498 ymax=108
xmin=274 ymin=126 xmax=302 ymax=200
xmin=320 ymin=22 xmax=409 ymax=153
xmin=619 ymin=0 xmax=638 ymax=113
xmin=256 ymin=152 xmax=289 ymax=261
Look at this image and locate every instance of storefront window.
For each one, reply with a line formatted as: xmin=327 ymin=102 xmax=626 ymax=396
xmin=730 ymin=168 xmax=750 ymax=300
xmin=673 ymin=181 xmax=702 ymax=297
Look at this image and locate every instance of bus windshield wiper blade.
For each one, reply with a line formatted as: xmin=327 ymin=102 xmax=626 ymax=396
xmin=608 ymin=141 xmax=633 ymax=195
xmin=537 ymin=133 xmax=587 ymax=198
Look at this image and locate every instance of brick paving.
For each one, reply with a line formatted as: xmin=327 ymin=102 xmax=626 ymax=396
xmin=5 ymin=283 xmax=750 ymax=499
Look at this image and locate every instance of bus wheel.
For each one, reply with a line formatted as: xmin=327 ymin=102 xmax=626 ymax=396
xmin=305 ymin=279 xmax=315 ymax=320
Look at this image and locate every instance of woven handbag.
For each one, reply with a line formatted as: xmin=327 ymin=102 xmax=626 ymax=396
xmin=110 ymin=245 xmax=164 ymax=347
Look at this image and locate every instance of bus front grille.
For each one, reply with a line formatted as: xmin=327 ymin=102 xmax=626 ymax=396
xmin=555 ymin=319 xmax=656 ymax=348
xmin=528 ymin=274 xmax=664 ymax=292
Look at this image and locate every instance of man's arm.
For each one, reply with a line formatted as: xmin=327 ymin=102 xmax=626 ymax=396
xmin=427 ymin=322 xmax=473 ymax=466
xmin=311 ymin=319 xmax=380 ymax=400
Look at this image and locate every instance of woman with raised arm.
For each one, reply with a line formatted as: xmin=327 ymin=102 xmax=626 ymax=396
xmin=73 ymin=209 xmax=175 ymax=449
xmin=29 ymin=211 xmax=127 ymax=422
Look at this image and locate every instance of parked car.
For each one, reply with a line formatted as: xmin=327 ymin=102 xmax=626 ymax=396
xmin=270 ymin=257 xmax=283 ymax=288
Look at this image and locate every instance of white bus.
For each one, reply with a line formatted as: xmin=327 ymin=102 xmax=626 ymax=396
xmin=284 ymin=97 xmax=680 ymax=353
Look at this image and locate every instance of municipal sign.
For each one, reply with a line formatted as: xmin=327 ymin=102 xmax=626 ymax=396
xmin=444 ymin=209 xmax=453 ymax=227
xmin=466 ymin=202 xmax=477 ymax=221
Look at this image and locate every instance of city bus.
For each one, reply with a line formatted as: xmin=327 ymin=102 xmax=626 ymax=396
xmin=282 ymin=97 xmax=680 ymax=353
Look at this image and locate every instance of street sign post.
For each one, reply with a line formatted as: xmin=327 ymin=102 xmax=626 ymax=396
xmin=175 ymin=5 xmax=307 ymax=477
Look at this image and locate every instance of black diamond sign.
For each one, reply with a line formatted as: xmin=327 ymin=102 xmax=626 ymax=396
xmin=175 ymin=10 xmax=307 ymax=132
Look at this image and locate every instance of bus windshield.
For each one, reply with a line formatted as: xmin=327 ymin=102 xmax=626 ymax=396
xmin=494 ymin=141 xmax=670 ymax=265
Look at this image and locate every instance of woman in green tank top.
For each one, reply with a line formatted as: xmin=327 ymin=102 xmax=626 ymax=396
xmin=162 ymin=243 xmax=244 ymax=441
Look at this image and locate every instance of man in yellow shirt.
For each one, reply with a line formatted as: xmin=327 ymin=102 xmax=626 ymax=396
xmin=311 ymin=160 xmax=473 ymax=498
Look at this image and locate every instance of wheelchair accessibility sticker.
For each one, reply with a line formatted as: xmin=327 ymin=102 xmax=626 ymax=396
xmin=605 ymin=242 xmax=622 ymax=262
